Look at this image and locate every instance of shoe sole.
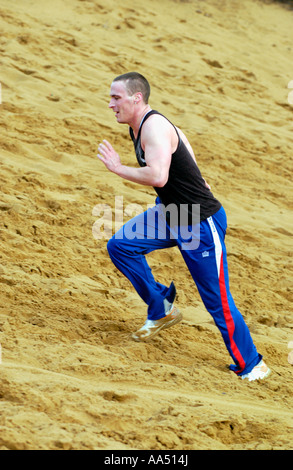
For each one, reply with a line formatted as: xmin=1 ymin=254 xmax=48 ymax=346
xmin=132 ymin=308 xmax=182 ymax=343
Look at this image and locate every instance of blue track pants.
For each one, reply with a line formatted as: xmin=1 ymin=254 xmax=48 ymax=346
xmin=107 ymin=202 xmax=262 ymax=375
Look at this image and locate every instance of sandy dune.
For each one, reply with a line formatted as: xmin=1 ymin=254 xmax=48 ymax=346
xmin=0 ymin=0 xmax=292 ymax=450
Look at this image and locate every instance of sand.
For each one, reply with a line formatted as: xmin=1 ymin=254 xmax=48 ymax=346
xmin=0 ymin=0 xmax=292 ymax=451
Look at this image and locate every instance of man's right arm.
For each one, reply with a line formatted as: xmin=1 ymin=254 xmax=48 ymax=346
xmin=97 ymin=128 xmax=171 ymax=188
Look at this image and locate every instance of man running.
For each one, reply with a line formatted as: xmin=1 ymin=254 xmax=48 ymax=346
xmin=97 ymin=72 xmax=270 ymax=382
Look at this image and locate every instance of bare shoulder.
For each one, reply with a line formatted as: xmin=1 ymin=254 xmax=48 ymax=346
xmin=140 ymin=114 xmax=175 ymax=154
xmin=143 ymin=113 xmax=173 ymax=133
xmin=141 ymin=114 xmax=174 ymax=145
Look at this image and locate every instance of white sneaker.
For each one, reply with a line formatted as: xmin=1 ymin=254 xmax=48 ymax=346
xmin=241 ymin=360 xmax=271 ymax=382
xmin=132 ymin=306 xmax=182 ymax=342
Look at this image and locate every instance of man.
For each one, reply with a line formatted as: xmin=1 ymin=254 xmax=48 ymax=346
xmin=97 ymin=72 xmax=270 ymax=381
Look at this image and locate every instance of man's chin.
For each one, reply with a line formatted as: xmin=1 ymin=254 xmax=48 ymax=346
xmin=116 ymin=115 xmax=125 ymax=124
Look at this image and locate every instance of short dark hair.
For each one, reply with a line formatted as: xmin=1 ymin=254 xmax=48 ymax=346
xmin=113 ymin=72 xmax=151 ymax=104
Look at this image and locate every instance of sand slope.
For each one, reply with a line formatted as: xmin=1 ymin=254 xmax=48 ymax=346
xmin=0 ymin=0 xmax=292 ymax=450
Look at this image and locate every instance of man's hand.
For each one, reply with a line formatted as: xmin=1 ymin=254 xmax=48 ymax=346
xmin=97 ymin=140 xmax=122 ymax=174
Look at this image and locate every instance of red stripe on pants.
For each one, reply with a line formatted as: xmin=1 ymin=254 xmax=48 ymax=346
xmin=219 ymin=254 xmax=246 ymax=373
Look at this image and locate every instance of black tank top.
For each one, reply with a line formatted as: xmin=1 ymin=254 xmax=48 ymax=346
xmin=129 ymin=110 xmax=222 ymax=223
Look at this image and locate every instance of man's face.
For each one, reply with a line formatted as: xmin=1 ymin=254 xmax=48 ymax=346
xmin=108 ymin=80 xmax=134 ymax=124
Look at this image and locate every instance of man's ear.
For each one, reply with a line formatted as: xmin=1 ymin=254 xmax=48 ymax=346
xmin=134 ymin=92 xmax=143 ymax=104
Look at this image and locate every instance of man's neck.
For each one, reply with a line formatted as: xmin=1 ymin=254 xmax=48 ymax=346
xmin=130 ymin=105 xmax=152 ymax=138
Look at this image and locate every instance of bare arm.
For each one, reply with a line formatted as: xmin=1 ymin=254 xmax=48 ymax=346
xmin=97 ymin=118 xmax=172 ymax=188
